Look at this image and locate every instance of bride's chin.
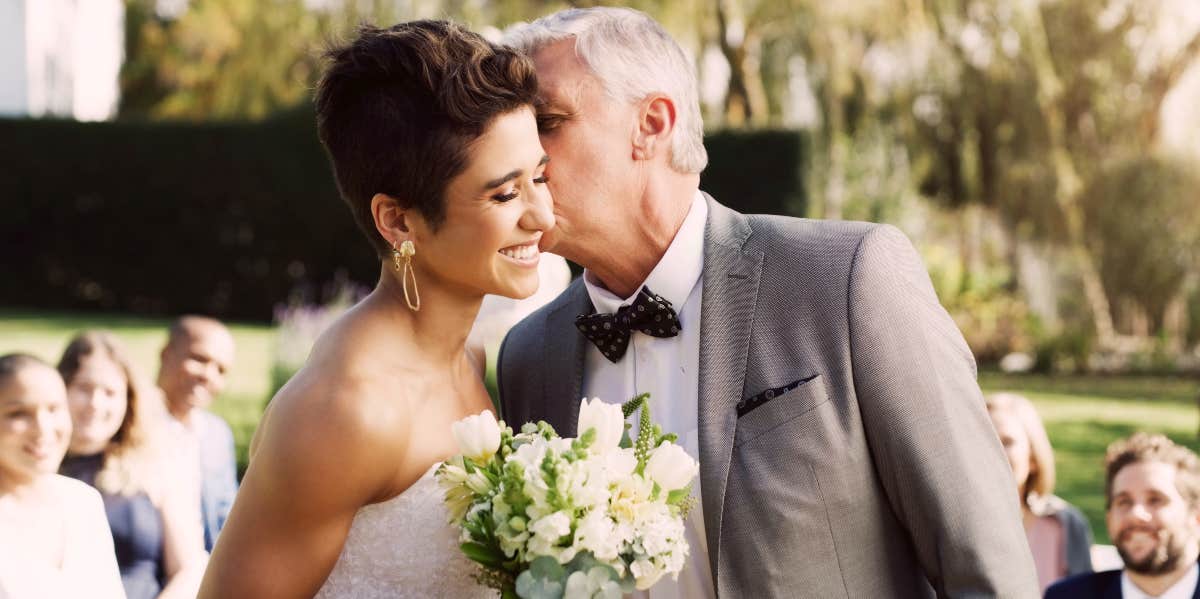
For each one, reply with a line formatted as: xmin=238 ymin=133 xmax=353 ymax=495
xmin=494 ymin=277 xmax=540 ymax=300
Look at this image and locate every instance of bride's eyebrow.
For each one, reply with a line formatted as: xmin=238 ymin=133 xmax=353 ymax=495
xmin=481 ymin=155 xmax=550 ymax=190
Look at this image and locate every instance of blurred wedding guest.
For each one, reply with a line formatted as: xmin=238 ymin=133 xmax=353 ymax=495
xmin=156 ymin=316 xmax=237 ymax=551
xmin=58 ymin=332 xmax=208 ymax=599
xmin=986 ymin=392 xmax=1093 ymax=592
xmin=0 ymin=353 xmax=124 ymax=599
xmin=1047 ymin=433 xmax=1200 ymax=599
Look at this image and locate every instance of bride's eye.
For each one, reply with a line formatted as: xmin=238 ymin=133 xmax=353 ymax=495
xmin=533 ymin=173 xmax=550 ymax=184
xmin=492 ymin=189 xmax=519 ymax=202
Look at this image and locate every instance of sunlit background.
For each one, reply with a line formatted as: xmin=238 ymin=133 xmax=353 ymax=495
xmin=2 ymin=0 xmax=1199 ymax=545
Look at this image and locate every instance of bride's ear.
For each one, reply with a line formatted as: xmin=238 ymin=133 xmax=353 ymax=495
xmin=371 ymin=192 xmax=413 ymax=248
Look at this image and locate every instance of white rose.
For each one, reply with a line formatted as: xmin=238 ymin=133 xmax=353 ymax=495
xmin=644 ymin=442 xmax=698 ymax=492
xmin=529 ymin=510 xmax=572 ymax=541
xmin=451 ymin=410 xmax=502 ymax=462
xmin=576 ymin=398 xmax=625 ymax=454
xmin=602 ymin=448 xmax=638 ymax=479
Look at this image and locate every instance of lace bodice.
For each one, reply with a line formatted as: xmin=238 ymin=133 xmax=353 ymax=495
xmin=314 ymin=465 xmax=496 ymax=599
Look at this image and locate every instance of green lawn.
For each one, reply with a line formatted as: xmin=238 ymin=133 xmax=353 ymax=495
xmin=979 ymin=371 xmax=1200 ymax=544
xmin=3 ymin=309 xmax=1197 ymax=543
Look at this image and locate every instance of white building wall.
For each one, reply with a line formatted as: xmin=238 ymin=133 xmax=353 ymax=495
xmin=0 ymin=0 xmax=122 ymax=120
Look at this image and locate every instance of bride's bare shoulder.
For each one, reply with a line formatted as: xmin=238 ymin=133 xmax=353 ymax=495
xmin=252 ymin=311 xmax=416 ymax=479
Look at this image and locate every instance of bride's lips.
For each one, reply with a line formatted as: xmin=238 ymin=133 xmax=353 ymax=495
xmin=499 ymin=237 xmax=541 ymax=267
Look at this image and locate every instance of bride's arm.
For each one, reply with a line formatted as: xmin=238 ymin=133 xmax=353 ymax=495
xmin=197 ymin=378 xmax=403 ymax=599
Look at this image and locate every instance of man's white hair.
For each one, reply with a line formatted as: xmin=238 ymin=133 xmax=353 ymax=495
xmin=503 ymin=7 xmax=707 ymax=174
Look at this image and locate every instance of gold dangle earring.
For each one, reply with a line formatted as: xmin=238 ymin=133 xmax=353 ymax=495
xmin=392 ymin=240 xmax=420 ymax=311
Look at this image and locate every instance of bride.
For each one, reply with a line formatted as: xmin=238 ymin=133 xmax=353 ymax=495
xmin=198 ymin=20 xmax=553 ymax=598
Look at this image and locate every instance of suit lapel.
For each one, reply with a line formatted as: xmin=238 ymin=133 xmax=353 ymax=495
xmin=696 ymin=195 xmax=762 ymax=589
xmin=541 ymin=280 xmax=592 ymax=437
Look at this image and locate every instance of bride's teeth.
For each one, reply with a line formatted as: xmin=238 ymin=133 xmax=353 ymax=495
xmin=500 ymin=244 xmax=538 ymax=261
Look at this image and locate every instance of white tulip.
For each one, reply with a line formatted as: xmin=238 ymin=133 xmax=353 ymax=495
xmin=576 ymin=397 xmax=625 ymax=454
xmin=644 ymin=442 xmax=699 ymax=492
xmin=451 ymin=409 xmax=502 ymax=462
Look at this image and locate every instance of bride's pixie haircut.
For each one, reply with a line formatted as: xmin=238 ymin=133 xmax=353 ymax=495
xmin=315 ymin=20 xmax=539 ymax=257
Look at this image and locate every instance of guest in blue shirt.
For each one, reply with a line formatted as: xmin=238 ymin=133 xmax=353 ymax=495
xmin=156 ymin=316 xmax=238 ymax=552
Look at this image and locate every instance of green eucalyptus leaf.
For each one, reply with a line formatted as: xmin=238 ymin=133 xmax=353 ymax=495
xmin=461 ymin=542 xmax=505 ymax=568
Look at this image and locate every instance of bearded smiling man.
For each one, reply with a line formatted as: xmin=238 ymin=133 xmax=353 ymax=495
xmin=1048 ymin=433 xmax=1200 ymax=599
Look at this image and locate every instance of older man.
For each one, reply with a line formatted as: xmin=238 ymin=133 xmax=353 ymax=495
xmin=498 ymin=7 xmax=1037 ymax=597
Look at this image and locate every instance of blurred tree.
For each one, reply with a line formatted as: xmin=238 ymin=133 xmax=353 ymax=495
xmin=120 ymin=0 xmax=403 ymax=120
xmin=1080 ymin=156 xmax=1200 ymax=347
xmin=898 ymin=0 xmax=1200 ymax=349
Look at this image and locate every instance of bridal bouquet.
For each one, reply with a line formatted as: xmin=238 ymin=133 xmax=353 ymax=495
xmin=436 ymin=394 xmax=698 ymax=599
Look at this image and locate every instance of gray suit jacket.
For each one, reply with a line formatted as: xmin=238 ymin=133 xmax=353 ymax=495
xmin=498 ymin=195 xmax=1038 ymax=598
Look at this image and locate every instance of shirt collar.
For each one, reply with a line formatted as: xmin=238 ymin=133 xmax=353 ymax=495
xmin=583 ymin=191 xmax=707 ymax=315
xmin=1122 ymin=563 xmax=1199 ymax=599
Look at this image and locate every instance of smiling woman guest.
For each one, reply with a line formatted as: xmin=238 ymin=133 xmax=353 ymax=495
xmin=58 ymin=331 xmax=209 ymax=599
xmin=985 ymin=392 xmax=1093 ymax=593
xmin=0 ymin=353 xmax=124 ymax=599
xmin=197 ymin=20 xmax=553 ymax=598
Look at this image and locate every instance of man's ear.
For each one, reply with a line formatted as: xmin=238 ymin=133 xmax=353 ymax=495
xmin=632 ymin=94 xmax=677 ymax=162
xmin=371 ymin=192 xmax=414 ymax=249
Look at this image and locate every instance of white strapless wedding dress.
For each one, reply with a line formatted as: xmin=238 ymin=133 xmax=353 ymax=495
xmin=314 ymin=464 xmax=497 ymax=598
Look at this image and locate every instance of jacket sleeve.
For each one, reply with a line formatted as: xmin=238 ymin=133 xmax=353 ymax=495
xmin=848 ymin=224 xmax=1040 ymax=597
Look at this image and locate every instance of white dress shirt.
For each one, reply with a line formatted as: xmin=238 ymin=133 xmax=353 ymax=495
xmin=1122 ymin=564 xmax=1200 ymax=599
xmin=581 ymin=192 xmax=714 ymax=599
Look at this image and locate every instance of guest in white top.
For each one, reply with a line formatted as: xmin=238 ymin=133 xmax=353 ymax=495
xmin=0 ymin=353 xmax=124 ymax=599
xmin=1046 ymin=432 xmax=1200 ymax=599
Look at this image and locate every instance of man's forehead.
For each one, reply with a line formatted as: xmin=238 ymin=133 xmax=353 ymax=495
xmin=1114 ymin=460 xmax=1179 ymax=491
xmin=174 ymin=325 xmax=234 ymax=357
xmin=532 ymin=40 xmax=589 ymax=97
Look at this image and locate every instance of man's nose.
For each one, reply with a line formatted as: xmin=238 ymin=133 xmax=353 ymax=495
xmin=1130 ymin=502 xmax=1154 ymax=521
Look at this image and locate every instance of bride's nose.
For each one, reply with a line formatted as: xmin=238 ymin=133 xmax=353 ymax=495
xmin=521 ymin=185 xmax=555 ymax=232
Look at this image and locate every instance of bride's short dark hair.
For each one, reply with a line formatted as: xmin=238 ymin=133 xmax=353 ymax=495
xmin=315 ymin=20 xmax=538 ymax=257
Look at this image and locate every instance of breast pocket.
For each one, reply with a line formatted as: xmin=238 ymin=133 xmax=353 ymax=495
xmin=733 ymin=374 xmax=830 ymax=448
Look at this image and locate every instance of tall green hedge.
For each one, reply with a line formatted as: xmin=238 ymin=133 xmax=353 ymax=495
xmin=1 ymin=110 xmax=806 ymax=321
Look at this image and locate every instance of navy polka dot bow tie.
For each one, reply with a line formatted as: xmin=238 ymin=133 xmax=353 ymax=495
xmin=575 ymin=287 xmax=681 ymax=362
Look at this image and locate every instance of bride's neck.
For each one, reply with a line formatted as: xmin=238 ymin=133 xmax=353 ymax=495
xmin=371 ymin=266 xmax=483 ymax=365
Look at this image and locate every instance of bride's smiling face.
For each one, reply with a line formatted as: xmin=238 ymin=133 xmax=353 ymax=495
xmin=406 ymin=106 xmax=554 ymax=300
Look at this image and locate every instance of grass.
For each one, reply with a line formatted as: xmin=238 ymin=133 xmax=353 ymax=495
xmin=980 ymin=371 xmax=1200 ymax=544
xmin=4 ymin=309 xmax=1198 ymax=543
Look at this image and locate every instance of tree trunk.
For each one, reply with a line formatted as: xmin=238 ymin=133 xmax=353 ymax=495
xmin=714 ymin=0 xmax=768 ymax=127
xmin=1018 ymin=2 xmax=1117 ymax=349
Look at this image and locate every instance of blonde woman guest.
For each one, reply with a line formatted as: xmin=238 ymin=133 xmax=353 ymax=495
xmin=57 ymin=332 xmax=207 ymax=599
xmin=0 ymin=353 xmax=124 ymax=599
xmin=986 ymin=392 xmax=1093 ymax=592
